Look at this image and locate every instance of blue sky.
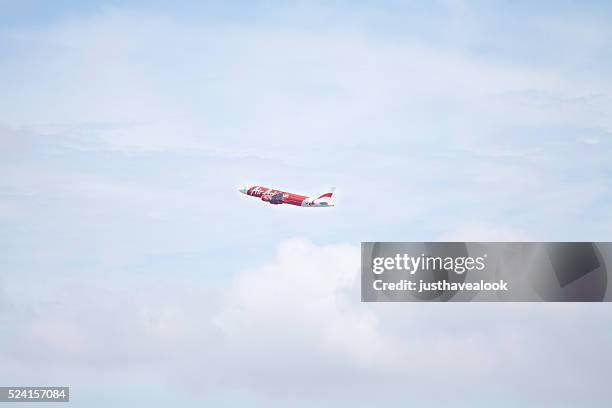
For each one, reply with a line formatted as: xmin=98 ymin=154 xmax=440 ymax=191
xmin=1 ymin=1 xmax=612 ymax=407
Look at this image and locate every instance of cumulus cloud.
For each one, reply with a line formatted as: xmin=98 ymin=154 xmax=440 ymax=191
xmin=2 ymin=239 xmax=611 ymax=406
xmin=214 ymin=239 xmax=390 ymax=368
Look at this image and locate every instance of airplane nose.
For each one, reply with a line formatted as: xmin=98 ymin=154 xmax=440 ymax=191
xmin=239 ymin=185 xmax=249 ymax=194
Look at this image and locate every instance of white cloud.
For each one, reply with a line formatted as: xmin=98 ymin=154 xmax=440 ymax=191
xmin=3 ymin=238 xmax=612 ymax=406
xmin=214 ymin=238 xmax=391 ymax=368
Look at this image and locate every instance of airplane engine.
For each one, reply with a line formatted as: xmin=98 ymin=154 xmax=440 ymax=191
xmin=262 ymin=192 xmax=283 ymax=205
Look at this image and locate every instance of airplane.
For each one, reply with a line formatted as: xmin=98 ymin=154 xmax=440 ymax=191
xmin=239 ymin=185 xmax=335 ymax=207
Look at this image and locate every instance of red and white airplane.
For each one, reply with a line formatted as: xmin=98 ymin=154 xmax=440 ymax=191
xmin=239 ymin=185 xmax=335 ymax=207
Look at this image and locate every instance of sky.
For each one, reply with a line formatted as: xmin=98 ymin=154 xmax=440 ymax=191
xmin=1 ymin=1 xmax=612 ymax=406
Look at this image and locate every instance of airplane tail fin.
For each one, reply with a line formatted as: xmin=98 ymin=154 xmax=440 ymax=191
xmin=314 ymin=187 xmax=335 ymax=205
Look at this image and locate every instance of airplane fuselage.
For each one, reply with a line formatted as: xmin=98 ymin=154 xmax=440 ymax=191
xmin=239 ymin=185 xmax=334 ymax=207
